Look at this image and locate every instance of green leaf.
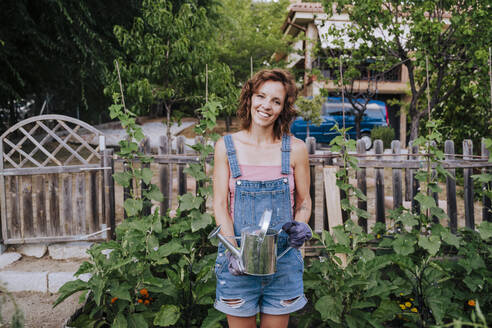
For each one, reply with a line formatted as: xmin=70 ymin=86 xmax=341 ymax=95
xmin=414 ymin=193 xmax=436 ymax=211
xmin=427 ymin=293 xmax=448 ymax=324
xmin=191 ymin=211 xmax=213 ymax=232
xmin=441 ymin=229 xmax=461 ymax=248
xmin=463 ymin=275 xmax=482 ymax=292
xmin=124 ymin=199 xmax=143 ymax=217
xmin=142 ymin=270 xmax=166 ymax=288
xmin=178 ymin=193 xmax=203 ymax=211
xmin=157 ymin=240 xmax=189 ymax=257
xmin=372 ymin=299 xmax=399 ymax=321
xmin=154 ymin=305 xmax=181 ymax=327
xmin=418 ymin=235 xmax=441 ymax=256
xmin=140 ymin=167 xmax=153 ymax=185
xmin=53 ymin=279 xmax=89 ymax=307
xmin=112 ymin=313 xmax=128 ymax=328
xmin=201 ymin=308 xmax=226 ymax=328
xmin=111 ymin=284 xmax=132 ymax=302
xmin=392 ymin=234 xmax=416 ymax=256
xmin=128 ymin=313 xmax=148 ymax=328
xmin=315 ymin=295 xmax=343 ymax=323
xmin=397 ymin=212 xmax=419 ymax=228
xmin=477 ymin=221 xmax=492 ymax=240
xmin=113 ymin=171 xmax=133 ymax=188
xmin=430 ymin=206 xmax=447 ymax=220
xmin=359 ymin=248 xmax=375 ymax=262
xmin=332 ymin=226 xmax=350 ymax=248
xmin=144 ymin=184 xmax=164 ymax=202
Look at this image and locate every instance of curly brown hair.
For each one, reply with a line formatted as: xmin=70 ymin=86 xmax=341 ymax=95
xmin=237 ymin=68 xmax=298 ymax=140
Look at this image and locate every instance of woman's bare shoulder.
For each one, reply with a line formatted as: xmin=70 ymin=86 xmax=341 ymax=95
xmin=290 ymin=136 xmax=309 ymax=164
xmin=291 ymin=135 xmax=307 ymax=151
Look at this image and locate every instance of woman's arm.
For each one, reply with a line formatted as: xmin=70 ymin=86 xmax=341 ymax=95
xmin=212 ymin=137 xmax=237 ymax=247
xmin=291 ymin=137 xmax=311 ymax=224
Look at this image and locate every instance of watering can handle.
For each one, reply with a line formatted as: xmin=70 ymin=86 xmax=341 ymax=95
xmin=277 ymin=246 xmax=292 ymax=260
xmin=276 ymin=227 xmax=292 ymax=260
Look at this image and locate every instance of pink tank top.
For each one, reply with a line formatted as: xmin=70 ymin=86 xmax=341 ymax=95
xmin=229 ymin=164 xmax=295 ymax=218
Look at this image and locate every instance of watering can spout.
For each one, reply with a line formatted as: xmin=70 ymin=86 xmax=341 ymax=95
xmin=208 ymin=225 xmax=241 ymax=259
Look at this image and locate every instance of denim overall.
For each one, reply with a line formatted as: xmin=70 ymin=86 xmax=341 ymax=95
xmin=214 ymin=134 xmax=307 ymax=317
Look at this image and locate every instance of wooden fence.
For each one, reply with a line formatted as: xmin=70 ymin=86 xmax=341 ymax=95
xmin=117 ymin=135 xmax=492 ymax=233
xmin=0 ymin=115 xmax=115 ymax=246
xmin=3 ymin=116 xmax=488 ymax=250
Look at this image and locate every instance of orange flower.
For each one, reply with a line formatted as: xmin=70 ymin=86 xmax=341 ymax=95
xmin=137 ymin=299 xmax=143 ymax=303
xmin=140 ymin=288 xmax=148 ymax=296
xmin=111 ymin=297 xmax=118 ymax=304
xmin=468 ymin=300 xmax=476 ymax=307
xmin=144 ymin=299 xmax=150 ymax=305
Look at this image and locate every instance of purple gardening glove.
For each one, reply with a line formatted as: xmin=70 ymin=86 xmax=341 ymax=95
xmin=282 ymin=221 xmax=312 ymax=248
xmin=226 ymin=251 xmax=245 ymax=276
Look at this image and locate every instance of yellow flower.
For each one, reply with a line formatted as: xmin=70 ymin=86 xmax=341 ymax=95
xmin=376 ymin=234 xmax=381 ymax=239
xmin=410 ymin=298 xmax=414 ymax=301
xmin=399 ymin=304 xmax=406 ymax=310
xmin=411 ymin=308 xmax=418 ymax=313
xmin=405 ymin=302 xmax=412 ymax=307
xmin=399 ymin=293 xmax=404 ymax=296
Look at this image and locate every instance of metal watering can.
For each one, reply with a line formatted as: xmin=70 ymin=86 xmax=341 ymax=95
xmin=208 ymin=209 xmax=292 ymax=276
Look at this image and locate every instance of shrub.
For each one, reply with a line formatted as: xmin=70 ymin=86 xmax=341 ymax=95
xmin=371 ymin=126 xmax=395 ymax=149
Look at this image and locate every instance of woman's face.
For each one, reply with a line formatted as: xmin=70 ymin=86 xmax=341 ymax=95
xmin=250 ymin=80 xmax=286 ymax=129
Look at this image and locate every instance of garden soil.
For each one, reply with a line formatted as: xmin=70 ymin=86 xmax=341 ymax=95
xmin=1 ymin=291 xmax=83 ymax=328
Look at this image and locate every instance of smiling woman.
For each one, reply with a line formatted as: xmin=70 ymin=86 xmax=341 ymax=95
xmin=212 ymin=69 xmax=312 ymax=328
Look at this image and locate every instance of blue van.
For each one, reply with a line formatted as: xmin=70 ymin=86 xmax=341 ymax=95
xmin=290 ymin=97 xmax=388 ymax=149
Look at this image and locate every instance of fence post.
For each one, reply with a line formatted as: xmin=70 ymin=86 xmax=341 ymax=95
xmin=123 ymin=136 xmax=132 ymax=219
xmin=140 ymin=137 xmax=151 ymax=216
xmin=391 ymin=140 xmax=403 ymax=210
xmin=463 ymin=139 xmax=474 ymax=229
xmin=159 ymin=135 xmax=172 ymax=215
xmin=374 ymin=140 xmax=385 ymax=223
xmin=405 ymin=145 xmax=412 ymax=202
xmin=445 ymin=140 xmax=457 ymax=232
xmin=410 ymin=141 xmax=420 ymax=215
xmin=306 ymin=137 xmax=316 ymax=230
xmin=482 ymin=138 xmax=491 ymax=222
xmin=322 ymin=152 xmax=332 ymax=232
xmin=356 ymin=139 xmax=367 ymax=231
xmin=177 ymin=136 xmax=187 ymax=196
xmin=102 ymin=149 xmax=115 ymax=240
xmin=430 ymin=141 xmax=439 ymax=223
xmin=195 ymin=136 xmax=206 ymax=212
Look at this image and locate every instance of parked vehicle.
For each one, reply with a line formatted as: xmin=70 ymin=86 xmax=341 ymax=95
xmin=290 ymin=97 xmax=389 ymax=149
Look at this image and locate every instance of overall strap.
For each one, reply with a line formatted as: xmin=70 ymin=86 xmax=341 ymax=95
xmin=281 ymin=134 xmax=291 ymax=175
xmin=223 ymin=135 xmax=242 ymax=178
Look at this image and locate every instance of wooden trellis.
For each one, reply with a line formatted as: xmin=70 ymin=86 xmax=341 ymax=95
xmin=0 ymin=115 xmax=115 ymax=245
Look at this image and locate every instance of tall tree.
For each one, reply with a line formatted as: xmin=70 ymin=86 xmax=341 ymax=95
xmin=214 ymin=0 xmax=290 ymax=84
xmin=106 ymin=0 xmax=236 ymax=148
xmin=0 ymin=0 xmax=140 ymax=127
xmin=321 ymin=0 xmax=492 ymax=141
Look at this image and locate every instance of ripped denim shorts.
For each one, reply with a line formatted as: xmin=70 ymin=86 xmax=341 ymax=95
xmin=214 ymin=238 xmax=307 ymax=317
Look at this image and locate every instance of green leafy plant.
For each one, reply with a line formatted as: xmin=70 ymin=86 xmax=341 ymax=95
xmin=297 ymin=121 xmax=492 ymax=327
xmin=54 ymin=82 xmax=226 ymax=327
xmin=371 ymin=126 xmax=395 ymax=149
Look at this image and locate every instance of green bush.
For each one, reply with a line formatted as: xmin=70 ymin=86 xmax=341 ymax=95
xmin=371 ymin=126 xmax=395 ymax=149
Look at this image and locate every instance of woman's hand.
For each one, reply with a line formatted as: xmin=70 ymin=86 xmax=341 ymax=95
xmin=282 ymin=221 xmax=312 ymax=248
xmin=226 ymin=251 xmax=245 ymax=275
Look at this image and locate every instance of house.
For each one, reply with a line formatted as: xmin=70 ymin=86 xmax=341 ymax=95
xmin=277 ymin=1 xmax=411 ymax=145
